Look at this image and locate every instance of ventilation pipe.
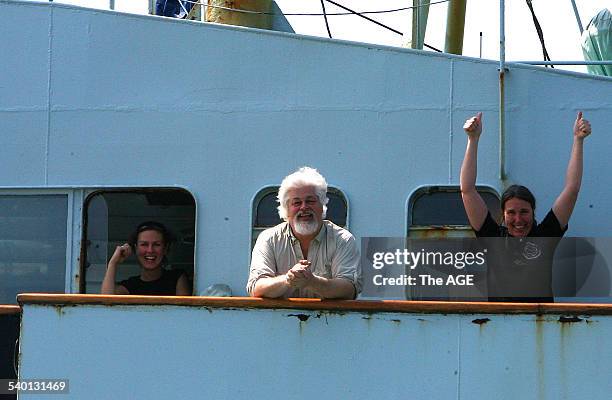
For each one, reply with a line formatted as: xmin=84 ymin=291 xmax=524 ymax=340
xmin=206 ymin=0 xmax=273 ymax=30
xmin=444 ymin=0 xmax=467 ymax=54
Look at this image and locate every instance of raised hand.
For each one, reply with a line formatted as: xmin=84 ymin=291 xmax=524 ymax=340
xmin=109 ymin=243 xmax=132 ymax=265
xmin=463 ymin=112 xmax=483 ymax=139
xmin=574 ymin=111 xmax=591 ymax=140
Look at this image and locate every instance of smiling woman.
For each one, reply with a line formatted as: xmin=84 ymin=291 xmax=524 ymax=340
xmin=459 ymin=111 xmax=592 ymax=302
xmin=101 ymin=221 xmax=191 ymax=296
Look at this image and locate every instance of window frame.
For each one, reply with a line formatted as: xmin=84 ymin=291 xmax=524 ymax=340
xmin=81 ymin=187 xmax=197 ymax=295
xmin=0 ymin=188 xmax=76 ymax=301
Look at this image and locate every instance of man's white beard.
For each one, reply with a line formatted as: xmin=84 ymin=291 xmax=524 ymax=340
xmin=293 ymin=219 xmax=320 ymax=236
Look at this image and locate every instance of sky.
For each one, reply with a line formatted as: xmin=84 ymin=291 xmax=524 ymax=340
xmin=42 ymin=0 xmax=610 ymax=73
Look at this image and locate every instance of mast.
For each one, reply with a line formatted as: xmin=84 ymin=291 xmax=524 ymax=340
xmin=411 ymin=0 xmax=431 ymax=50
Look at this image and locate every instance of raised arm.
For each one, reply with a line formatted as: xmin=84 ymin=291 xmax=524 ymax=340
xmin=552 ymin=111 xmax=591 ymax=228
xmin=460 ymin=112 xmax=488 ymax=231
xmin=101 ymin=244 xmax=130 ymax=295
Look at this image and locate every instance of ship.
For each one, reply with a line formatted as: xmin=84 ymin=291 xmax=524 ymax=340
xmin=1 ymin=0 xmax=612 ymax=398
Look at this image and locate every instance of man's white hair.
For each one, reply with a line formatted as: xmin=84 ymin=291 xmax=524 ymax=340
xmin=277 ymin=166 xmax=328 ymax=221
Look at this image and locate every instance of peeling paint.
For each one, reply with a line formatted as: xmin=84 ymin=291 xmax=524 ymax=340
xmin=471 ymin=318 xmax=490 ymax=325
xmin=535 ymin=315 xmax=545 ymax=400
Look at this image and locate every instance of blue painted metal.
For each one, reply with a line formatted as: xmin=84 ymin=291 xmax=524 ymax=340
xmin=17 ymin=301 xmax=612 ymax=400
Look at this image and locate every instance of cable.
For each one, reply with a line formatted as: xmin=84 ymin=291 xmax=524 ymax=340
xmin=182 ymin=0 xmax=449 ymax=17
xmin=187 ymin=0 xmax=447 ymax=49
xmin=320 ymin=0 xmax=332 ymax=38
xmin=525 ymin=0 xmax=554 ymax=68
xmin=424 ymin=43 xmax=442 ymax=52
xmin=324 ymin=0 xmax=402 ymax=36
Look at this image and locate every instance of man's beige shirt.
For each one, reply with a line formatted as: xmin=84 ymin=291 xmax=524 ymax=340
xmin=247 ymin=220 xmax=361 ymax=298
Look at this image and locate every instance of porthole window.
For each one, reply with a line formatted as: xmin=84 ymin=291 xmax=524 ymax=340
xmin=409 ymin=186 xmax=501 ymax=238
xmin=407 ymin=186 xmax=500 ymax=301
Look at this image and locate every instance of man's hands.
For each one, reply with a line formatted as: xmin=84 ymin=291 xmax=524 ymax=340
xmin=574 ymin=111 xmax=591 ymax=140
xmin=463 ymin=112 xmax=483 ymax=139
xmin=284 ymin=260 xmax=354 ymax=299
xmin=286 ymin=260 xmax=315 ymax=289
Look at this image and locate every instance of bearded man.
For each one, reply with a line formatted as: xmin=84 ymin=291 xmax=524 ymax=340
xmin=247 ymin=167 xmax=361 ymax=299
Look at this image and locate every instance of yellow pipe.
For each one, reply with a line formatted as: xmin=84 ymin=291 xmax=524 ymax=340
xmin=206 ymin=0 xmax=273 ymax=30
xmin=444 ymin=0 xmax=467 ymax=54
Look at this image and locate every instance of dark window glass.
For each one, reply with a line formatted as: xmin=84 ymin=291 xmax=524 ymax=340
xmin=411 ymin=187 xmax=501 ymax=226
xmin=255 ymin=187 xmax=347 ymax=228
xmin=0 ymin=195 xmax=68 ymax=304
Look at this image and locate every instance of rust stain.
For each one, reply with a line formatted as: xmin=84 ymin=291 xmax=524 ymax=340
xmin=288 ymin=313 xmax=310 ymax=322
xmin=558 ymin=315 xmax=582 ymax=323
xmin=535 ymin=315 xmax=545 ymax=400
xmin=411 ymin=226 xmax=467 ymax=239
xmin=362 ymin=315 xmax=372 ymax=330
xmin=54 ymin=305 xmax=65 ymax=317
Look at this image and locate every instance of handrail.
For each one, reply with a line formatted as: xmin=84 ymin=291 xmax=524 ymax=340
xmin=17 ymin=293 xmax=612 ymax=315
xmin=512 ymin=61 xmax=612 ymax=66
xmin=0 ymin=305 xmax=21 ymax=315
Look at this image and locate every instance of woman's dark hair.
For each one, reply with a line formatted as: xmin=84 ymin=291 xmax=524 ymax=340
xmin=501 ymin=185 xmax=536 ymax=212
xmin=127 ymin=221 xmax=175 ymax=251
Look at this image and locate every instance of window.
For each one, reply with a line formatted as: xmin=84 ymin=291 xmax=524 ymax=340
xmin=82 ymin=189 xmax=196 ymax=294
xmin=408 ymin=186 xmax=501 ymax=238
xmin=252 ymin=186 xmax=348 ymax=248
xmin=407 ymin=186 xmax=500 ymax=301
xmin=0 ymin=195 xmax=68 ymax=304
